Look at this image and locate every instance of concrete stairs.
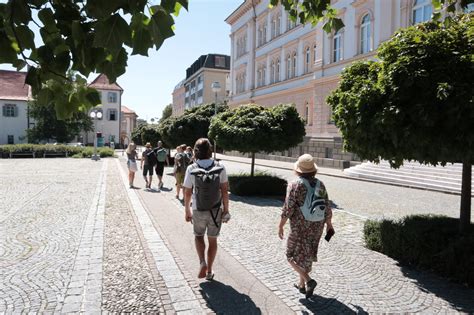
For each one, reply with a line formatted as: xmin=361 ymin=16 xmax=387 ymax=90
xmin=344 ymin=161 xmax=474 ymax=195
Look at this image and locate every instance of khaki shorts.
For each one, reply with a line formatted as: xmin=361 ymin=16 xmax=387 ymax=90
xmin=175 ymin=172 xmax=185 ymax=185
xmin=193 ymin=209 xmax=222 ymax=237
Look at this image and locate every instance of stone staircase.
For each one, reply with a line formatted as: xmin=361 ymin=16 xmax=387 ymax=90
xmin=344 ymin=161 xmax=474 ymax=195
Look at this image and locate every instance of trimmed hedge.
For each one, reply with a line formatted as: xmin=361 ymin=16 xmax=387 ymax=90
xmin=228 ymin=172 xmax=287 ymax=196
xmin=364 ymin=215 xmax=474 ymax=287
xmin=0 ymin=144 xmax=114 ymax=158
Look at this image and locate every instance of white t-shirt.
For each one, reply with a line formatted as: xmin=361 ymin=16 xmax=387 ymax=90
xmin=183 ymin=159 xmax=228 ymax=211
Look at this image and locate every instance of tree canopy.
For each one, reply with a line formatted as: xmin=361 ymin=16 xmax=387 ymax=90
xmin=158 ymin=103 xmax=228 ymax=148
xmin=327 ymin=14 xmax=473 ymax=232
xmin=209 ymin=104 xmax=305 ymax=175
xmin=160 ymin=104 xmax=173 ymax=123
xmin=131 ymin=123 xmax=162 ymax=146
xmin=0 ymin=0 xmax=187 ymax=118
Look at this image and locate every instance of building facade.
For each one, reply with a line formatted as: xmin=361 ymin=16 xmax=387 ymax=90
xmin=0 ymin=70 xmax=32 ymax=145
xmin=172 ymin=54 xmax=231 ymax=117
xmin=120 ymin=106 xmax=138 ymax=147
xmin=82 ymin=74 xmax=123 ymax=146
xmin=172 ymin=79 xmax=186 ymax=117
xmin=226 ymin=0 xmax=459 ymax=167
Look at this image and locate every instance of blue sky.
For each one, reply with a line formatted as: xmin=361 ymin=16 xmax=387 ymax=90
xmin=0 ymin=0 xmax=242 ymax=122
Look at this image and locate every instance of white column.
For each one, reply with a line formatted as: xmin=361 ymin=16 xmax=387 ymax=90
xmin=374 ymin=0 xmax=382 ymax=49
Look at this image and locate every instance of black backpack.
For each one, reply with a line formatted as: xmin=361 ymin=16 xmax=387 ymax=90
xmin=190 ymin=161 xmax=224 ymax=226
xmin=146 ymin=149 xmax=158 ymax=166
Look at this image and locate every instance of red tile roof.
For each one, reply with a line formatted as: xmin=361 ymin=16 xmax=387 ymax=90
xmin=0 ymin=70 xmax=30 ymax=101
xmin=121 ymin=105 xmax=137 ymax=115
xmin=89 ymin=73 xmax=123 ymax=91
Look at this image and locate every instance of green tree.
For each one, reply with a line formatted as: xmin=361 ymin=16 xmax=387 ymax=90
xmin=27 ymin=101 xmax=93 ymax=144
xmin=158 ymin=103 xmax=228 ymax=148
xmin=160 ymin=104 xmax=173 ymax=123
xmin=327 ymin=14 xmax=474 ymax=233
xmin=209 ymin=104 xmax=306 ymax=176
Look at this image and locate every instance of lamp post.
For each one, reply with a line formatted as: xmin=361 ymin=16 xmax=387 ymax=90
xmin=211 ymin=81 xmax=222 ymax=160
xmin=90 ymin=109 xmax=103 ymax=161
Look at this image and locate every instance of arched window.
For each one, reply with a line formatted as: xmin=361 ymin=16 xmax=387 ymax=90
xmin=286 ymin=54 xmax=291 ymax=79
xmin=270 ymin=60 xmax=275 ymax=84
xmin=305 ymin=102 xmax=309 ymax=125
xmin=277 ymin=14 xmax=281 ymax=36
xmin=360 ymin=14 xmax=371 ymax=54
xmin=263 ymin=23 xmax=267 ymax=44
xmin=313 ymin=44 xmax=317 ymax=63
xmin=304 ymin=46 xmax=310 ymax=73
xmin=271 ymin=18 xmax=276 ymax=39
xmin=292 ymin=52 xmax=297 ymax=78
xmin=412 ymin=0 xmax=432 ymax=24
xmin=276 ymin=58 xmax=280 ymax=82
xmin=262 ymin=65 xmax=266 ymax=86
xmin=333 ymin=30 xmax=342 ymax=62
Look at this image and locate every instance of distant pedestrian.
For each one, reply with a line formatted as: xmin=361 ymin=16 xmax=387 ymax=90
xmin=126 ymin=142 xmax=138 ymax=188
xmin=174 ymin=144 xmax=191 ymax=199
xmin=183 ymin=138 xmax=230 ymax=280
xmin=278 ymin=154 xmax=335 ymax=299
xmin=185 ymin=146 xmax=193 ymax=161
xmin=141 ymin=142 xmax=156 ymax=189
xmin=153 ymin=140 xmax=169 ymax=189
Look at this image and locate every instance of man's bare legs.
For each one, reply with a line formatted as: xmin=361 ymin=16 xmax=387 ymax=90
xmin=195 ymin=236 xmax=207 ymax=278
xmin=207 ymin=236 xmax=218 ymax=275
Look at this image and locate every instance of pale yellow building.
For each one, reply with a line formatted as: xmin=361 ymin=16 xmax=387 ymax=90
xmin=226 ymin=0 xmax=465 ymax=167
xmin=172 ymin=54 xmax=230 ymax=117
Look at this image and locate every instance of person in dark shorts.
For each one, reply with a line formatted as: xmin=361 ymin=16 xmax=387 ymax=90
xmin=141 ymin=142 xmax=154 ymax=189
xmin=153 ymin=140 xmax=169 ymax=189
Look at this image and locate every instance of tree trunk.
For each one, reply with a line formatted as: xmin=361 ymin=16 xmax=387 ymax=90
xmin=251 ymin=152 xmax=255 ymax=177
xmin=460 ymin=160 xmax=472 ymax=234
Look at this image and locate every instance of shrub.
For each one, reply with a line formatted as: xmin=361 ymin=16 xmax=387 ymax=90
xmin=364 ymin=215 xmax=474 ymax=287
xmin=0 ymin=144 xmax=114 ymax=158
xmin=228 ymin=172 xmax=287 ymax=196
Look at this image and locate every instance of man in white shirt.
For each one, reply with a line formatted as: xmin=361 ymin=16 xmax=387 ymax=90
xmin=183 ymin=138 xmax=230 ymax=281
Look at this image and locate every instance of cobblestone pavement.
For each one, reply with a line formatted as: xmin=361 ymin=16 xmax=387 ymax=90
xmin=102 ymin=159 xmax=165 ymax=313
xmin=162 ymin=159 xmax=474 ymax=314
xmin=0 ymin=159 xmax=104 ymax=313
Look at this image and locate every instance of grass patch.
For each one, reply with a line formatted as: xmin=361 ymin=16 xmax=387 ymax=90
xmin=228 ymin=171 xmax=287 ymax=196
xmin=364 ymin=214 xmax=474 ymax=287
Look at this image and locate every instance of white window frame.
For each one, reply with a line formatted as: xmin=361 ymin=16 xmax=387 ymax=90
xmin=292 ymin=52 xmax=297 ymax=78
xmin=286 ymin=54 xmax=291 ymax=79
xmin=304 ymin=47 xmax=310 ymax=73
xmin=360 ymin=14 xmax=371 ymax=54
xmin=333 ymin=31 xmax=343 ymax=63
xmin=108 ymin=92 xmax=117 ymax=103
xmin=276 ymin=58 xmax=280 ymax=82
xmin=108 ymin=109 xmax=117 ymax=121
xmin=412 ymin=0 xmax=432 ymax=25
xmin=2 ymin=104 xmax=17 ymax=117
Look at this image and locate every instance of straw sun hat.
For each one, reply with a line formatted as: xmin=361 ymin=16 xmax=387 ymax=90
xmin=294 ymin=154 xmax=318 ymax=174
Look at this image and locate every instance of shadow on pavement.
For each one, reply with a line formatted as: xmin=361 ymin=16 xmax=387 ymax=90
xmin=300 ymin=294 xmax=367 ymax=314
xmin=199 ymin=280 xmax=261 ymax=314
xmin=400 ymin=266 xmax=474 ymax=313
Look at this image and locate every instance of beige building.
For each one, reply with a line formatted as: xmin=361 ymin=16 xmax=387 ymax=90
xmin=172 ymin=79 xmax=186 ymax=117
xmin=120 ymin=106 xmax=138 ymax=147
xmin=172 ymin=54 xmax=230 ymax=117
xmin=226 ymin=0 xmax=467 ymax=167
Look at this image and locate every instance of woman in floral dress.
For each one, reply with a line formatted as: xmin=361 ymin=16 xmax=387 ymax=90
xmin=278 ymin=154 xmax=334 ymax=299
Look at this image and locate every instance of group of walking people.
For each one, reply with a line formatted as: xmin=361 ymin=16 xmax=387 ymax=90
xmin=125 ymin=137 xmax=334 ymax=299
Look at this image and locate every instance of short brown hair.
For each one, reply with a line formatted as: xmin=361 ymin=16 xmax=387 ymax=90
xmin=194 ymin=138 xmax=212 ymax=160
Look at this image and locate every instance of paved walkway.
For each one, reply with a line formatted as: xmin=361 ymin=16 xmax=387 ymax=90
xmin=1 ymin=157 xmax=474 ymax=314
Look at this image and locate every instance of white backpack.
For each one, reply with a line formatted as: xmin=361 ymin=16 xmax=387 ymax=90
xmin=299 ymin=178 xmax=326 ymax=222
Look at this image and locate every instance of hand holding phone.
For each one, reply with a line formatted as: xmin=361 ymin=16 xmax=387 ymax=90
xmin=325 ymin=227 xmax=335 ymax=242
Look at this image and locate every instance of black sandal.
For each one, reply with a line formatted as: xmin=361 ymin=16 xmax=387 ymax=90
xmin=305 ymin=279 xmax=317 ymax=299
xmin=293 ymin=283 xmax=306 ymax=294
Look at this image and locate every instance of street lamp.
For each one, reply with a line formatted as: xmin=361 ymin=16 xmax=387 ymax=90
xmin=211 ymin=81 xmax=221 ymax=160
xmin=90 ymin=109 xmax=103 ymax=161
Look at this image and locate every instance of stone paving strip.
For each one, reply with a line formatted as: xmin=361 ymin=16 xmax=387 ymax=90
xmin=102 ymin=158 xmax=165 ymax=313
xmin=0 ymin=159 xmax=103 ymax=313
xmin=115 ymin=159 xmax=206 ymax=314
xmin=56 ymin=160 xmax=107 ymax=314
